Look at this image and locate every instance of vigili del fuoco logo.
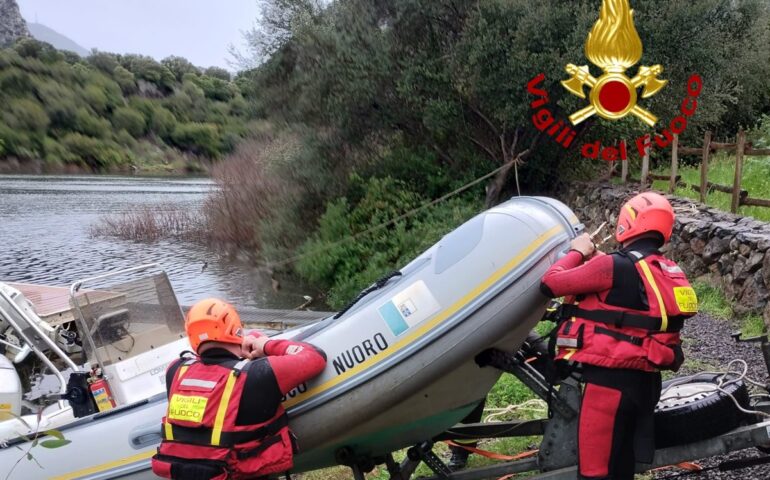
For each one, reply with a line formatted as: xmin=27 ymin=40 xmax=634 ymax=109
xmin=527 ymin=0 xmax=702 ymax=162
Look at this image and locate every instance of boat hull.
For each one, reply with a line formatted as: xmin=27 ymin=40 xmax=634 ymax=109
xmin=0 ymin=197 xmax=580 ymax=479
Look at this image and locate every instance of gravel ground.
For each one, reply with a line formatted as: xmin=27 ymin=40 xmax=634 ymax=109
xmin=652 ymin=312 xmax=770 ymax=480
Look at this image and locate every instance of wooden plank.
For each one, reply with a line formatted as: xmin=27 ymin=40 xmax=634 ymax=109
xmin=650 ymin=174 xmax=681 ymax=182
xmin=731 ymin=130 xmax=746 ymax=213
xmin=741 ymin=197 xmax=770 ymax=208
xmin=690 ymin=181 xmax=745 ymax=196
xmin=711 ymin=142 xmax=738 ymax=151
xmin=700 ymin=131 xmax=712 ymax=203
xmin=669 ymin=134 xmax=679 ymax=194
xmin=679 ymin=147 xmax=704 ymax=156
xmin=641 ymin=134 xmax=651 ymax=186
xmin=746 ymin=148 xmax=770 ymax=156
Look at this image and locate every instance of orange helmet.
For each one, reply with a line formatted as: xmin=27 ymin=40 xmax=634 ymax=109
xmin=615 ymin=192 xmax=675 ymax=244
xmin=185 ymin=298 xmax=243 ymax=352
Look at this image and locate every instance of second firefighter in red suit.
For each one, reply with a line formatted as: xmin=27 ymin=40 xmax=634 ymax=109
xmin=540 ymin=192 xmax=698 ymax=480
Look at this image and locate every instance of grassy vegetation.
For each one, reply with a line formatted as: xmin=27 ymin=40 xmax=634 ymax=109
xmin=692 ymin=281 xmax=766 ymax=337
xmin=652 ymin=153 xmax=770 ymax=222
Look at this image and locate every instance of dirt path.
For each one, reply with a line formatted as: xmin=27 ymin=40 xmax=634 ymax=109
xmin=653 ymin=312 xmax=770 ymax=480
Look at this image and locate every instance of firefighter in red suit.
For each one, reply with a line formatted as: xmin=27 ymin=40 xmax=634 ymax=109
xmin=151 ymin=298 xmax=327 ymax=480
xmin=540 ymin=192 xmax=698 ymax=480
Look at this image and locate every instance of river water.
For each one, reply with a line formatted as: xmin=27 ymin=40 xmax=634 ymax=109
xmin=0 ymin=175 xmax=312 ymax=309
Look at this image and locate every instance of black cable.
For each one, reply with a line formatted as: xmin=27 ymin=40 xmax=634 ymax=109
xmin=333 ymin=271 xmax=402 ymax=320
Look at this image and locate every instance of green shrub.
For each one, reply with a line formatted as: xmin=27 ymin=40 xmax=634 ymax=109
xmin=192 ymin=75 xmax=235 ymax=101
xmin=0 ymin=124 xmax=39 ymax=159
xmin=203 ymin=66 xmax=231 ymax=81
xmin=87 ymin=52 xmax=120 ymax=74
xmin=149 ymin=107 xmax=177 ymax=139
xmin=0 ymin=68 xmax=31 ymax=96
xmin=73 ymin=108 xmax=111 ymax=138
xmin=295 ymin=176 xmax=481 ymax=307
xmin=13 ymin=38 xmax=60 ymax=62
xmin=162 ymin=56 xmax=199 ymax=81
xmin=115 ymin=129 xmax=137 ymax=147
xmin=82 ymin=84 xmax=109 ymax=114
xmin=3 ymin=98 xmax=50 ymax=131
xmin=43 ymin=136 xmax=75 ymax=165
xmin=60 ymin=133 xmax=126 ymax=168
xmin=112 ymin=106 xmax=147 ymax=137
xmin=112 ymin=65 xmax=137 ymax=94
xmin=169 ymin=122 xmax=221 ymax=157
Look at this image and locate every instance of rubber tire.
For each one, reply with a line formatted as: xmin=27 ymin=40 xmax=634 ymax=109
xmin=654 ymin=373 xmax=750 ymax=449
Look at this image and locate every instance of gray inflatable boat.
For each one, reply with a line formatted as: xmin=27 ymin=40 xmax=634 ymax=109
xmin=0 ymin=196 xmax=580 ymax=479
xmin=280 ymin=196 xmax=581 ymax=472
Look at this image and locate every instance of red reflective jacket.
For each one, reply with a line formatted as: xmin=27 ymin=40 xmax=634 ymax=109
xmin=151 ymin=357 xmax=293 ymax=480
xmin=543 ymin=245 xmax=698 ymax=372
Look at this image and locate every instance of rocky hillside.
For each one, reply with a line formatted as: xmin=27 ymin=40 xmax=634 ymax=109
xmin=0 ymin=0 xmax=29 ymax=47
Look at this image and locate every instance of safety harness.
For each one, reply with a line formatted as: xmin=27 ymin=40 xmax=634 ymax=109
xmin=152 ymin=355 xmax=294 ymax=480
xmin=550 ymin=244 xmax=696 ymax=373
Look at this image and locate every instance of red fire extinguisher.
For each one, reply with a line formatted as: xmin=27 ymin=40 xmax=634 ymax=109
xmin=89 ymin=368 xmax=116 ymax=412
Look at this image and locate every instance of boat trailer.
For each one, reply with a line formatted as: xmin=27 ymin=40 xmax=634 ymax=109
xmin=340 ymin=334 xmax=770 ymax=480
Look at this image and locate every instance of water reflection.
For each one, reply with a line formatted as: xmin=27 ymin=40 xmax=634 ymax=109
xmin=0 ymin=175 xmax=312 ymax=309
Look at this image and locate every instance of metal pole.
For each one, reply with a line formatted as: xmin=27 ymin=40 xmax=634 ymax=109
xmin=0 ymin=289 xmax=79 ymax=372
xmin=0 ymin=302 xmax=68 ymax=397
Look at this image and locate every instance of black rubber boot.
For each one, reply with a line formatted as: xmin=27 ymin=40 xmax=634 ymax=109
xmin=447 ymin=445 xmax=471 ymax=472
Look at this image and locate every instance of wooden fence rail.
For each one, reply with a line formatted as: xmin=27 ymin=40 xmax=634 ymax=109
xmin=619 ymin=129 xmax=770 ymax=213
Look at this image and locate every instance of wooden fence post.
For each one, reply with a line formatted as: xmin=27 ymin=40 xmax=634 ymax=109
xmin=641 ymin=134 xmax=651 ymax=187
xmin=700 ymin=131 xmax=712 ymax=203
xmin=621 ymin=148 xmax=629 ymax=184
xmin=669 ymin=134 xmax=679 ymax=194
xmin=731 ymin=130 xmax=746 ymax=213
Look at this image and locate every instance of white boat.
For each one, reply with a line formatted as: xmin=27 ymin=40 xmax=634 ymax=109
xmin=0 ymin=196 xmax=580 ymax=479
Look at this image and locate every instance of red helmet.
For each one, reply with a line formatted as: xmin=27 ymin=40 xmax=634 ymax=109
xmin=615 ymin=192 xmax=675 ymax=244
xmin=185 ymin=298 xmax=243 ymax=352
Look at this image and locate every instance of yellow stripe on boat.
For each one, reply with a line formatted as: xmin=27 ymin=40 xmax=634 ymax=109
xmin=51 ymin=450 xmax=154 ymax=480
xmin=284 ymin=224 xmax=564 ymax=408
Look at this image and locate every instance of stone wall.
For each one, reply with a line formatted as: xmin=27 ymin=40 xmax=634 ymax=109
xmin=559 ymin=183 xmax=770 ymax=324
xmin=0 ymin=0 xmax=29 ymax=48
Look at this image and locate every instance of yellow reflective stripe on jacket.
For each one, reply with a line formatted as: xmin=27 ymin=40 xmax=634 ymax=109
xmin=211 ymin=371 xmax=238 ymax=446
xmin=164 ymin=362 xmax=192 ymax=441
xmin=638 ymin=259 xmax=668 ymax=331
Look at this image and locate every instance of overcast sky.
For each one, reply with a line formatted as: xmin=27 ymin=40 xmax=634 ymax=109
xmin=17 ymin=0 xmax=261 ymax=69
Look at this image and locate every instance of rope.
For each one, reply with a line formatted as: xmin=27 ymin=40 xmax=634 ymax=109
xmin=263 ymin=162 xmax=511 ymax=268
xmin=483 ymin=400 xmax=548 ymax=423
xmin=443 ymin=441 xmax=539 ymax=462
xmin=660 ymin=359 xmax=770 ymax=419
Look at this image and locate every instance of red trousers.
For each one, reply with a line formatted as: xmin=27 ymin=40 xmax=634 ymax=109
xmin=578 ymin=366 xmax=662 ymax=480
